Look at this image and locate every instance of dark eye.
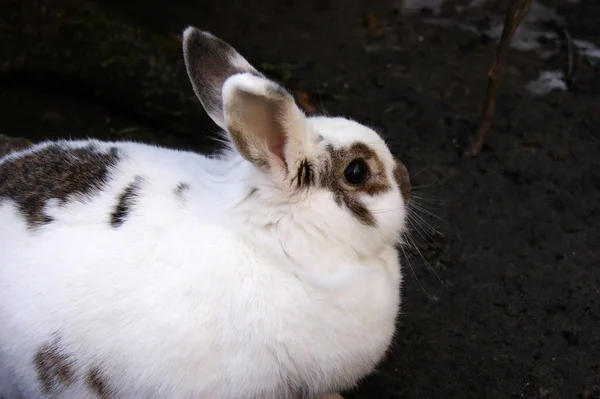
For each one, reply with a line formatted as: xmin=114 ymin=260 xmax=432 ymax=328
xmin=344 ymin=159 xmax=369 ymax=185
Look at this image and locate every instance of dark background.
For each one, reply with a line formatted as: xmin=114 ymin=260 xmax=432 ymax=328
xmin=1 ymin=0 xmax=599 ymax=397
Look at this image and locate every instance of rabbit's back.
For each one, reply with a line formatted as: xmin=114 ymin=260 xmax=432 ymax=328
xmin=0 ymin=139 xmax=240 ymax=230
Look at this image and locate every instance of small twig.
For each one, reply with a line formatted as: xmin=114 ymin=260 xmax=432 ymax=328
xmin=563 ymin=28 xmax=575 ymax=85
xmin=511 ymin=0 xmax=532 ymax=36
xmin=463 ymin=0 xmax=532 ymax=158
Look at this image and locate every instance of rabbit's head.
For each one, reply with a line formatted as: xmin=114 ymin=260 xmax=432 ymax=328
xmin=183 ymin=27 xmax=410 ymax=252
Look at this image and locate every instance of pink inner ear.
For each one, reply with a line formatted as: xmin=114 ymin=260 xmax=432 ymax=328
xmin=262 ymin=105 xmax=288 ymax=172
xmin=269 ymin=140 xmax=287 ymax=172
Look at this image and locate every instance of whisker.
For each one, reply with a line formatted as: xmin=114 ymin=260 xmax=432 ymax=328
xmin=408 ymin=207 xmax=446 ymax=233
xmin=411 ymin=194 xmax=448 ymax=205
xmin=410 ymin=182 xmax=443 ymax=191
xmin=406 ymin=166 xmax=428 ymax=179
xmin=404 ymin=219 xmax=444 ymax=284
xmin=408 ymin=210 xmax=444 ymax=236
xmin=410 ymin=206 xmax=446 ymax=225
xmin=398 ymin=243 xmax=432 ymax=298
xmin=408 ymin=203 xmax=443 ymax=230
xmin=208 ymin=135 xmax=231 ymax=147
xmin=406 ymin=215 xmax=436 ymax=249
xmin=315 ymin=85 xmax=327 ymax=116
xmin=410 ymin=197 xmax=444 ymax=211
xmin=407 ymin=211 xmax=436 ymax=237
xmin=371 ymin=208 xmax=401 ymax=215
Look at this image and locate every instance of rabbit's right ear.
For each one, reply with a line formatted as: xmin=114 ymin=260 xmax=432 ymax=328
xmin=183 ymin=27 xmax=313 ymax=180
xmin=182 ymin=27 xmax=263 ymax=130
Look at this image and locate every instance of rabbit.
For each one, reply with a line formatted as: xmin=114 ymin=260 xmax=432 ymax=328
xmin=0 ymin=26 xmax=412 ymax=399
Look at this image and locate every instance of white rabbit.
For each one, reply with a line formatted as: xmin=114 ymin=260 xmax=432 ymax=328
xmin=0 ymin=27 xmax=411 ymax=399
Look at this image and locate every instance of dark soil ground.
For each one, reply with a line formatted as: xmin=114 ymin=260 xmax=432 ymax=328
xmin=1 ymin=0 xmax=599 ymax=397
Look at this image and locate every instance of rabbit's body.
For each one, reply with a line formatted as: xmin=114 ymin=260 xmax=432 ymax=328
xmin=0 ymin=28 xmax=411 ymax=399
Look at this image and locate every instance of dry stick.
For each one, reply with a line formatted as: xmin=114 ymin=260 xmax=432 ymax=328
xmin=511 ymin=0 xmax=532 ymax=35
xmin=563 ymin=28 xmax=575 ymax=85
xmin=464 ymin=0 xmax=533 ymax=157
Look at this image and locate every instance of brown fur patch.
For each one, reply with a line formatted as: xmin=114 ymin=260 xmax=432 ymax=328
xmin=393 ymin=160 xmax=411 ymax=204
xmin=294 ymin=159 xmax=314 ymax=188
xmin=0 ymin=143 xmax=120 ymax=228
xmin=110 ymin=176 xmax=143 ymax=228
xmin=174 ymin=182 xmax=190 ymax=200
xmin=34 ymin=338 xmax=74 ymax=394
xmin=87 ymin=367 xmax=112 ymax=399
xmin=322 ymin=143 xmax=392 ymax=226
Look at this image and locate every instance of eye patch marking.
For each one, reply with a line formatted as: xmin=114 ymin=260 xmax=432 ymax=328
xmin=322 ymin=142 xmax=393 ymax=227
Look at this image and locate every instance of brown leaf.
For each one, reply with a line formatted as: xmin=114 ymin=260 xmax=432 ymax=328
xmin=364 ymin=12 xmax=381 ymax=33
xmin=294 ymin=91 xmax=317 ymax=115
xmin=167 ymin=32 xmax=182 ymax=43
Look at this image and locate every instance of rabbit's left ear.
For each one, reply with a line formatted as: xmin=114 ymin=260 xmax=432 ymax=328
xmin=183 ymin=27 xmax=310 ymax=177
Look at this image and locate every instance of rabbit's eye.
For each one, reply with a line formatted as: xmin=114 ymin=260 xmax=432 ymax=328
xmin=344 ymin=159 xmax=369 ymax=185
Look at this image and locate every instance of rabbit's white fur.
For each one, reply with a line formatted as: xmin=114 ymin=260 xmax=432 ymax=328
xmin=0 ymin=27 xmax=409 ymax=399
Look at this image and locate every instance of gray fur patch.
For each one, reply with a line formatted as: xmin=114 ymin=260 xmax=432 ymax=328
xmin=0 ymin=144 xmax=120 ymax=228
xmin=87 ymin=367 xmax=112 ymax=399
xmin=294 ymin=159 xmax=314 ymax=188
xmin=110 ymin=176 xmax=143 ymax=228
xmin=34 ymin=337 xmax=74 ymax=394
xmin=174 ymin=182 xmax=190 ymax=200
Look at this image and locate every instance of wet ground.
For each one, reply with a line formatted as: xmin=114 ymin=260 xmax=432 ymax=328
xmin=1 ymin=0 xmax=599 ymax=397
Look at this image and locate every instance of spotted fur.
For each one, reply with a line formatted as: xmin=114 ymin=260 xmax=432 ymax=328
xmin=110 ymin=176 xmax=143 ymax=228
xmin=33 ymin=337 xmax=74 ymax=394
xmin=87 ymin=367 xmax=112 ymax=399
xmin=174 ymin=182 xmax=190 ymax=200
xmin=295 ymin=159 xmax=314 ymax=188
xmin=0 ymin=143 xmax=120 ymax=228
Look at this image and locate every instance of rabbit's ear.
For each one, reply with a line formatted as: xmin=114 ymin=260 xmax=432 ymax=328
xmin=182 ymin=27 xmax=261 ymax=129
xmin=221 ymin=73 xmax=308 ymax=175
xmin=183 ymin=27 xmax=310 ymax=177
